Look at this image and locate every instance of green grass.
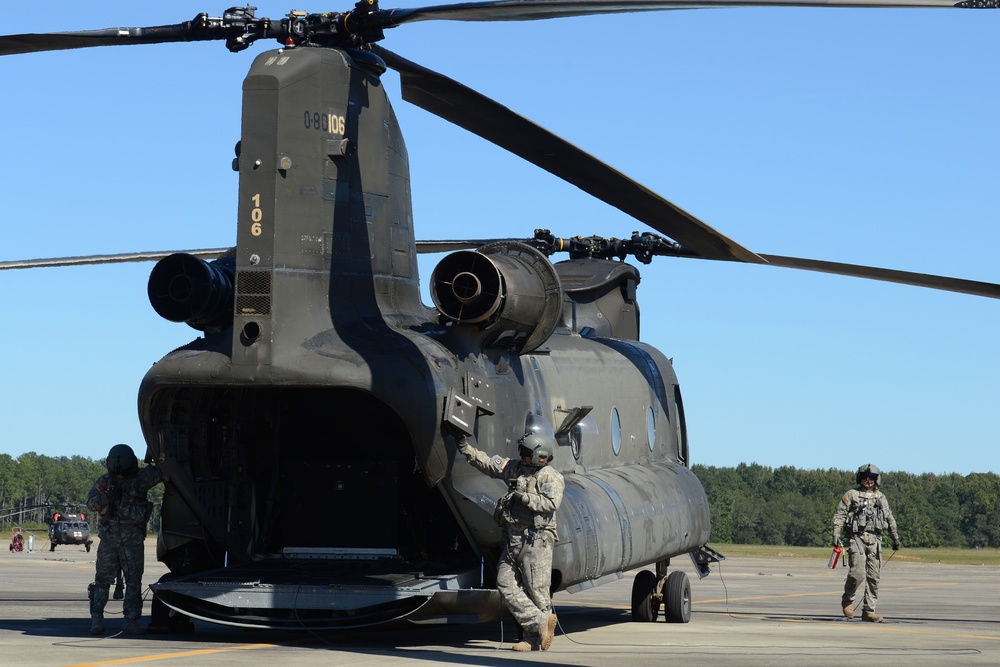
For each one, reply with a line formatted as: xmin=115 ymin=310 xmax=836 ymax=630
xmin=713 ymin=544 xmax=1000 ymax=566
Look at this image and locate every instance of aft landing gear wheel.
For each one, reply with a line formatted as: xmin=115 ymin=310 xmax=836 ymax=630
xmin=630 ymin=569 xmax=661 ymax=622
xmin=663 ymin=570 xmax=692 ymax=623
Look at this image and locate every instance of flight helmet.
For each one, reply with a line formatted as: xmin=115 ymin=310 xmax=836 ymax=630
xmin=856 ymin=463 xmax=881 ymax=486
xmin=517 ymin=432 xmax=555 ymax=467
xmin=107 ymin=444 xmax=139 ymax=477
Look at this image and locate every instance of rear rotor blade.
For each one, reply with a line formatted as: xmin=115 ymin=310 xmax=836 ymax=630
xmin=383 ymin=0 xmax=986 ymax=26
xmin=752 ymin=253 xmax=1000 ymax=299
xmin=6 ymin=244 xmax=998 ymax=300
xmin=0 ymin=9 xmax=276 ymax=57
xmin=0 ymin=21 xmax=220 ymax=56
xmin=3 ymin=0 xmax=986 ymax=57
xmin=416 ymin=240 xmax=512 ymax=253
xmin=375 ymin=46 xmax=763 ymax=263
xmin=0 ymin=249 xmax=227 ymax=271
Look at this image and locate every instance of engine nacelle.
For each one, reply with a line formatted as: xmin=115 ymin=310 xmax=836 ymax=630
xmin=148 ymin=253 xmax=235 ymax=333
xmin=431 ymin=241 xmax=562 ymax=353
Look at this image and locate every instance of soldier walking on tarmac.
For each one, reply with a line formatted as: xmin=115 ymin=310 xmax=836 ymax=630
xmin=832 ymin=463 xmax=901 ymax=622
xmin=453 ymin=427 xmax=564 ymax=651
xmin=86 ymin=444 xmax=162 ymax=635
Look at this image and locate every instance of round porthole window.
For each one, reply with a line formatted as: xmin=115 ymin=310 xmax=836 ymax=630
xmin=646 ymin=406 xmax=656 ymax=452
xmin=611 ymin=407 xmax=621 ymax=456
xmin=569 ymin=414 xmax=599 ymax=461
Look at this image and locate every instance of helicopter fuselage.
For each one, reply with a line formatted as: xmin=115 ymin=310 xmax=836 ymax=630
xmin=141 ymin=45 xmax=710 ymax=629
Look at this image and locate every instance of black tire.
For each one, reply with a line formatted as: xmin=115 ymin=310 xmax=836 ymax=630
xmin=663 ymin=570 xmax=692 ymax=623
xmin=631 ymin=569 xmax=660 ymax=622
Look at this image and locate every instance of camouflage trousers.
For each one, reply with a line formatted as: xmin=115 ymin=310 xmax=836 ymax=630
xmin=497 ymin=526 xmax=554 ymax=634
xmin=90 ymin=526 xmax=147 ymax=622
xmin=842 ymin=533 xmax=882 ymax=613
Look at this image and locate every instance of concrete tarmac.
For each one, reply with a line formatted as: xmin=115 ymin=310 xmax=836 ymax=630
xmin=1 ymin=538 xmax=998 ymax=666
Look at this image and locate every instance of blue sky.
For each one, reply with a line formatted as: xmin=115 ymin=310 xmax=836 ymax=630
xmin=1 ymin=1 xmax=997 ymax=475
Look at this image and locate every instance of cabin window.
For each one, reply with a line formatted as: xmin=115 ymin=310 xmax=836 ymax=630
xmin=673 ymin=385 xmax=689 ymax=465
xmin=610 ymin=407 xmax=622 ymax=456
xmin=569 ymin=414 xmax=599 ymax=462
xmin=646 ymin=406 xmax=656 ymax=452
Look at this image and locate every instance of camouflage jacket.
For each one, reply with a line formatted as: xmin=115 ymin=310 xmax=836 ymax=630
xmin=459 ymin=436 xmax=565 ymax=537
xmin=87 ymin=465 xmax=162 ymax=532
xmin=832 ymin=487 xmax=899 ymax=541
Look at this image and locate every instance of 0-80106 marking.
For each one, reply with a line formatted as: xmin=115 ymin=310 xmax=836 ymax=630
xmin=304 ymin=110 xmax=346 ymax=136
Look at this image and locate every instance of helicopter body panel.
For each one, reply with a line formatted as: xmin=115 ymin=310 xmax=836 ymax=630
xmin=142 ymin=311 xmax=710 ymax=627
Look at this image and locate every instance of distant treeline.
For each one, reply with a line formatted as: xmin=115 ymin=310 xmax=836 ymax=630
xmin=0 ymin=452 xmax=162 ymax=528
xmin=692 ymin=463 xmax=1000 ymax=548
xmin=3 ymin=454 xmax=996 ymax=548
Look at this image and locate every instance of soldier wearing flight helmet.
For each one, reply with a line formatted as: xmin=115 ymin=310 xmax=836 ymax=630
xmin=454 ymin=428 xmax=564 ymax=651
xmin=832 ymin=463 xmax=901 ymax=623
xmin=86 ymin=444 xmax=162 ymax=635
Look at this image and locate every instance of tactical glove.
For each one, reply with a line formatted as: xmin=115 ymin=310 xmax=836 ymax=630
xmin=833 ymin=534 xmax=842 ymax=548
xmin=512 ymin=491 xmax=530 ymax=506
xmin=456 ymin=436 xmax=473 ymax=456
xmin=892 ymin=538 xmax=901 ymax=551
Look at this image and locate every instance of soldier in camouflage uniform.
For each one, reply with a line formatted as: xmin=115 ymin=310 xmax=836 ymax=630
xmin=456 ymin=430 xmax=564 ymax=651
xmin=86 ymin=444 xmax=162 ymax=635
xmin=832 ymin=463 xmax=901 ymax=623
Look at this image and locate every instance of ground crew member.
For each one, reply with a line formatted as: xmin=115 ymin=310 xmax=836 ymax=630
xmin=832 ymin=463 xmax=901 ymax=622
xmin=86 ymin=444 xmax=162 ymax=635
xmin=454 ymin=428 xmax=564 ymax=651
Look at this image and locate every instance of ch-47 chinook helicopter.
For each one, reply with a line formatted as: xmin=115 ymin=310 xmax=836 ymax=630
xmin=2 ymin=1 xmax=999 ymax=631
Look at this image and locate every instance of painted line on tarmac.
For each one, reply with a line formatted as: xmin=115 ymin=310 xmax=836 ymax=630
xmin=698 ymin=582 xmax=957 ymax=604
xmin=555 ymin=582 xmax=958 ymax=610
xmin=715 ymin=612 xmax=1000 ymax=642
xmin=556 ymin=585 xmax=995 ymax=644
xmin=61 ymin=643 xmax=274 ymax=667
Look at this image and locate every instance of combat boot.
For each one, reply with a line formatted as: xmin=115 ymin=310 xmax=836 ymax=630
xmin=538 ymin=612 xmax=558 ymax=651
xmin=862 ymin=611 xmax=883 ymax=623
xmin=123 ymin=619 xmax=147 ymax=635
xmin=512 ymin=631 xmax=541 ymax=651
xmin=89 ymin=614 xmax=104 ymax=636
xmin=113 ymin=584 xmax=124 ymax=600
xmin=842 ymin=604 xmax=854 ymax=619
